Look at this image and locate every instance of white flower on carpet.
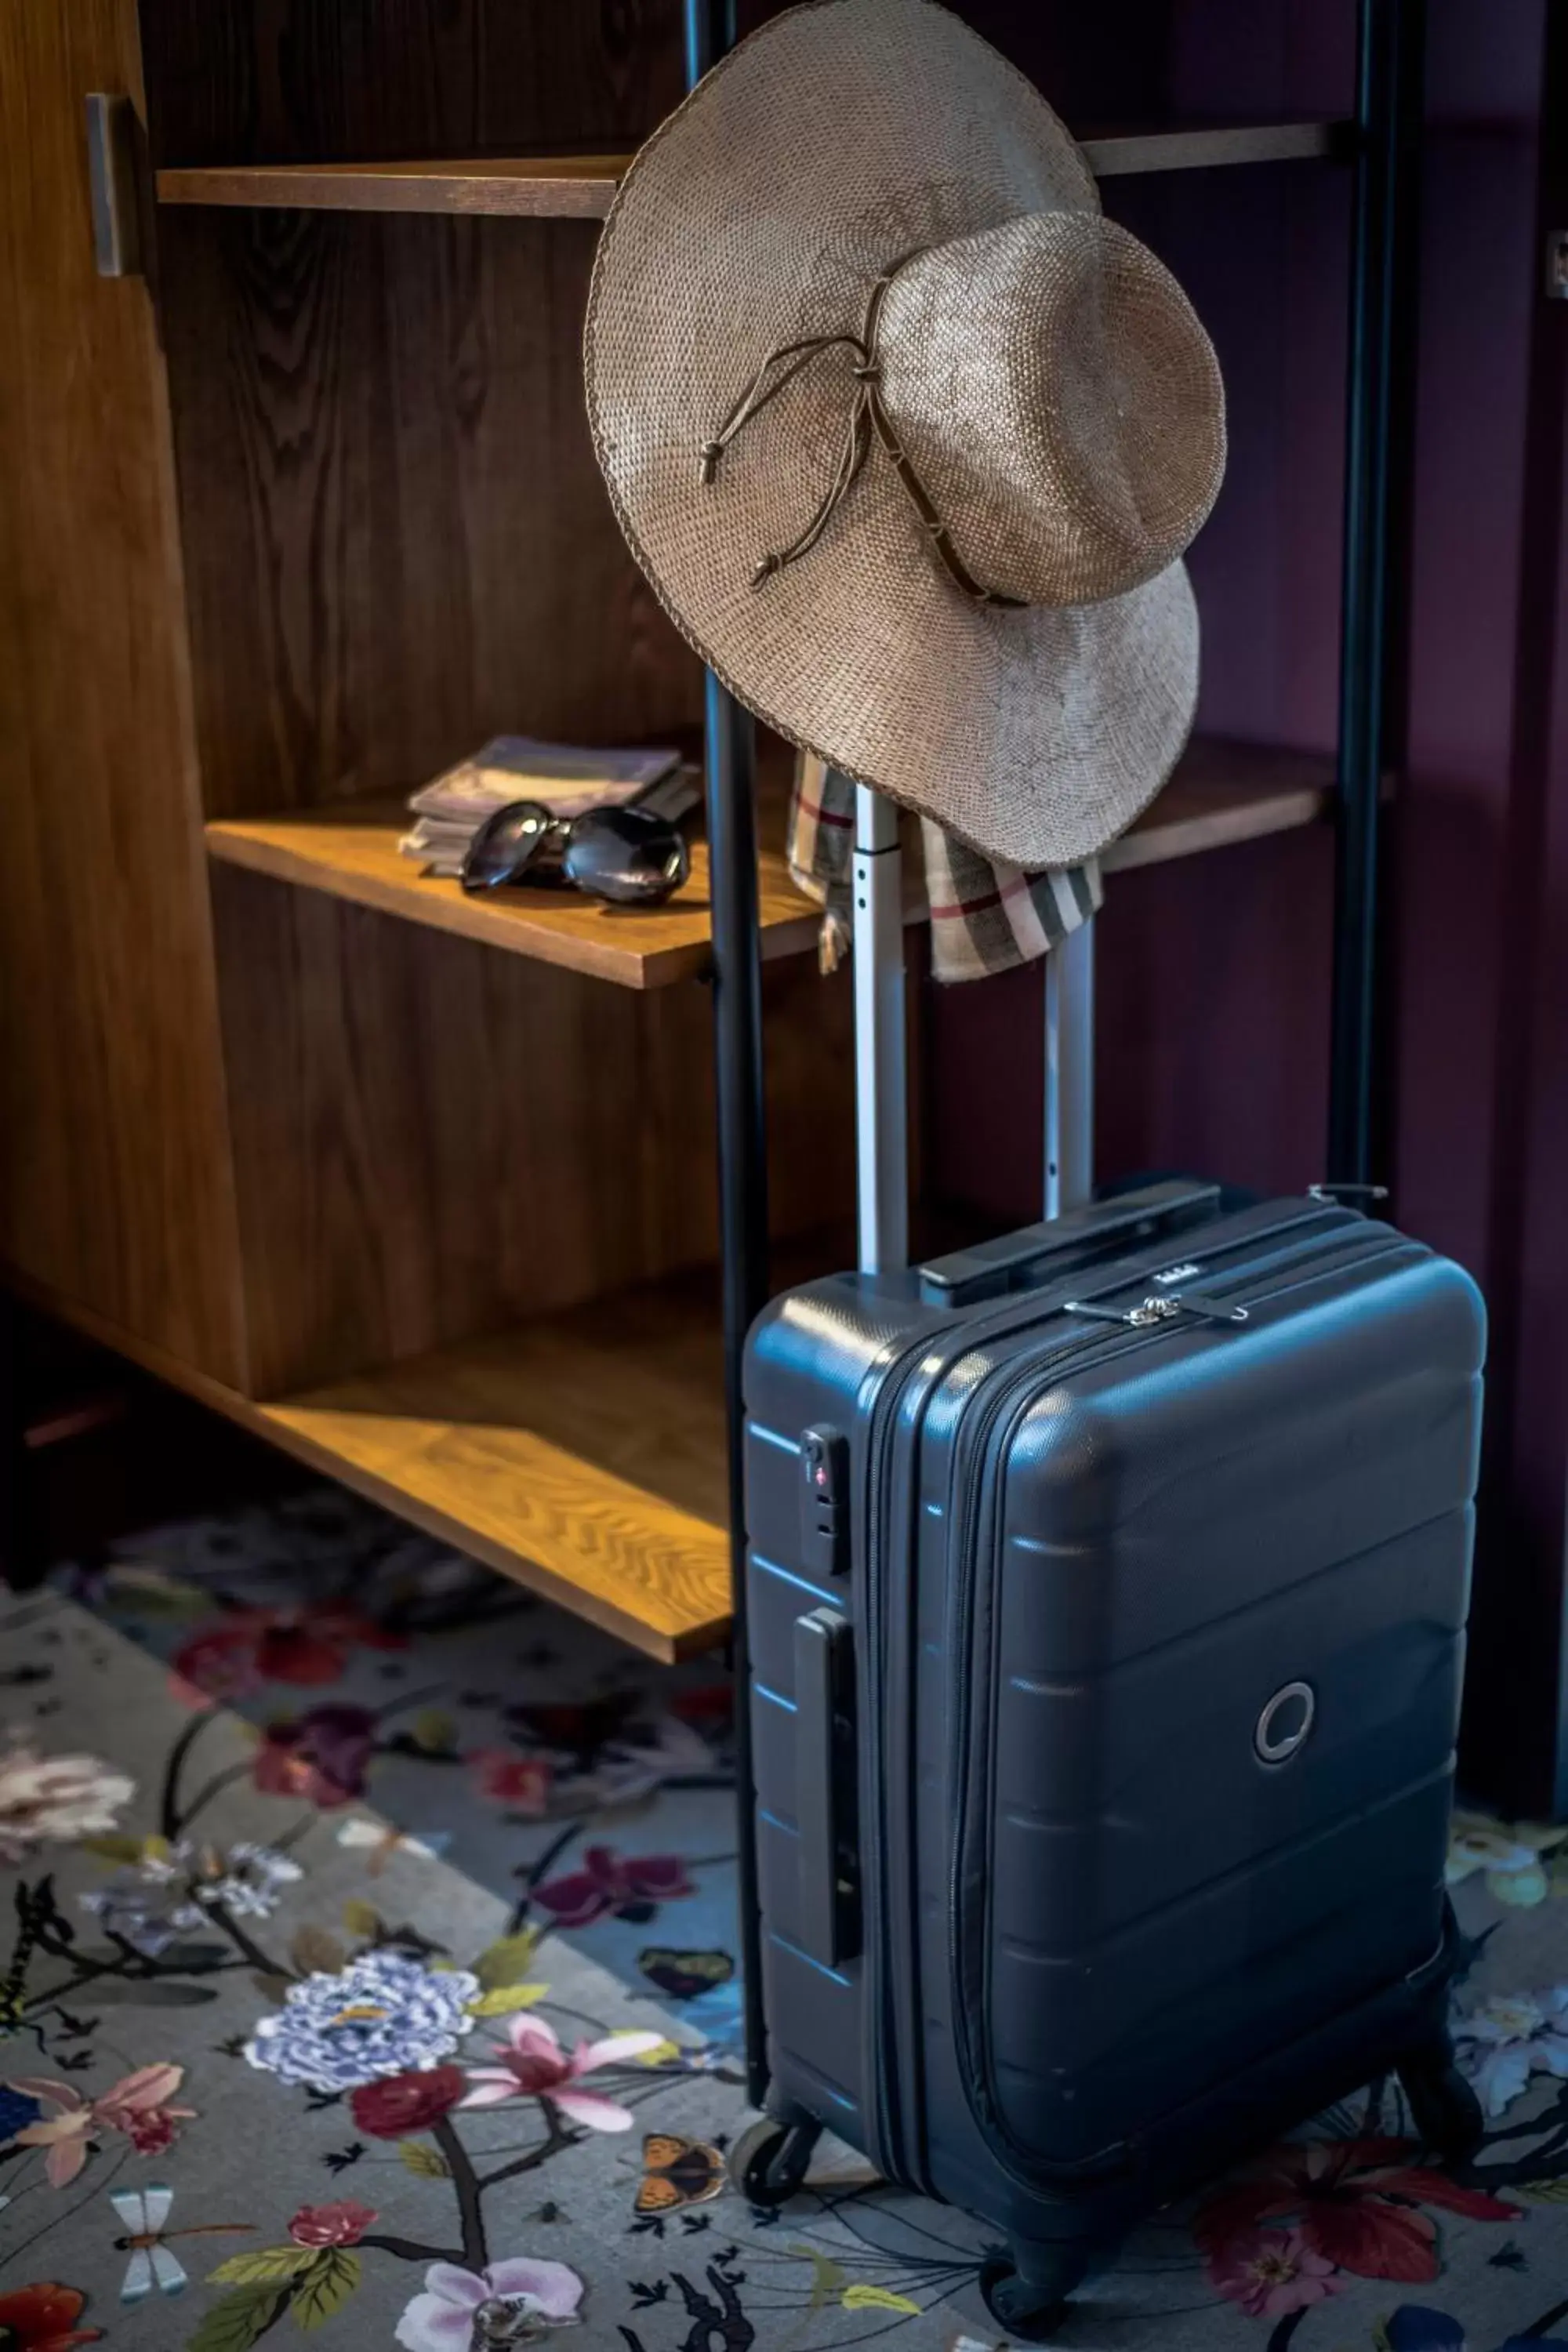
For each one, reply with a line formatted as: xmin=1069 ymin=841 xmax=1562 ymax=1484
xmin=0 ymin=1744 xmax=135 ymax=1864
xmin=80 ymin=1838 xmax=303 ymax=1955
xmin=1454 ymin=1985 xmax=1568 ymax=2115
xmin=394 ymin=2259 xmax=583 ymax=2350
xmin=459 ymin=2013 xmax=666 ymax=2132
xmin=245 ymin=1952 xmax=481 ymax=2092
xmin=204 ymin=1840 xmax=305 ymax=1918
xmin=80 ymin=1872 xmax=204 ymax=1958
xmin=1446 ymin=1811 xmax=1563 ymax=1907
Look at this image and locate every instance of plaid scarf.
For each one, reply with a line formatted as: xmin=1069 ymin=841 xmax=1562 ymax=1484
xmin=787 ymin=753 xmax=1102 ymax=984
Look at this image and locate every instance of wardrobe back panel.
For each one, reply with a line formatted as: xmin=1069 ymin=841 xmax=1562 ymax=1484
xmin=139 ymin=0 xmax=685 ymax=167
xmin=158 ymin=208 xmax=699 ymax=822
xmin=212 ymin=869 xmax=860 ymax=1399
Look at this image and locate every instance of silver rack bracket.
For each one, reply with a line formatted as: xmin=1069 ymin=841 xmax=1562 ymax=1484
xmin=852 ymin=780 xmax=909 ymax=1276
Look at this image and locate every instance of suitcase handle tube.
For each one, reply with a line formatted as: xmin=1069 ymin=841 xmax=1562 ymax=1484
xmin=852 ymin=781 xmax=909 ymax=1276
xmin=1045 ymin=917 xmax=1095 ymax=1218
xmin=846 ymin=767 xmax=1098 ymax=1276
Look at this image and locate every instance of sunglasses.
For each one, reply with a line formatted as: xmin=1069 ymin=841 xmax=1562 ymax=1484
xmin=461 ymin=800 xmax=692 ymax=908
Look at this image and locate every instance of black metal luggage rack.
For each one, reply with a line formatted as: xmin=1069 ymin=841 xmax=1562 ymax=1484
xmin=681 ymin=0 xmax=1428 ymax=2122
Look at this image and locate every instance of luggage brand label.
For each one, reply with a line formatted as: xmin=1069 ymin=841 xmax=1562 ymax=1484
xmin=1153 ymin=1261 xmax=1203 ymax=1286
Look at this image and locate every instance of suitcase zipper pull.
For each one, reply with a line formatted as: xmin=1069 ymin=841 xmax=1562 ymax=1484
xmin=1064 ymin=1293 xmax=1248 ymax=1329
xmin=1167 ymin=1290 xmax=1250 ymax=1326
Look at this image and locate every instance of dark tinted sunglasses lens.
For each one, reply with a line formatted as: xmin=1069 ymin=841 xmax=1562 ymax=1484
xmin=561 ymin=805 xmax=691 ymax=906
xmin=461 ymin=802 xmax=555 ymax=893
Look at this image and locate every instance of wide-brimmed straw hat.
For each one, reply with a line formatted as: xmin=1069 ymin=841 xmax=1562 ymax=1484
xmin=584 ymin=0 xmax=1227 ymax=873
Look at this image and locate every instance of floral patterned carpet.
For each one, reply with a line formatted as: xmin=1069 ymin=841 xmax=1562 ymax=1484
xmin=2 ymin=1486 xmax=1568 ymax=2350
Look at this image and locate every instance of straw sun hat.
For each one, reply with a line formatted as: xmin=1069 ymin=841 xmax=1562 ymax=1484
xmin=584 ymin=0 xmax=1227 ymax=873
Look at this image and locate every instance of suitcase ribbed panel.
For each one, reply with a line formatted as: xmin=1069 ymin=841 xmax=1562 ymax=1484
xmin=743 ymin=1203 xmax=1486 ymax=2240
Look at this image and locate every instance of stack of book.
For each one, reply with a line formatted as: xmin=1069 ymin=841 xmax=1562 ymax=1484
xmin=399 ymin=737 xmax=696 ymax=879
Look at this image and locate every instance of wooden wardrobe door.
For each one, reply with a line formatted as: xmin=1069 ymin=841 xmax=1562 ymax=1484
xmin=0 ymin=0 xmax=245 ymax=1381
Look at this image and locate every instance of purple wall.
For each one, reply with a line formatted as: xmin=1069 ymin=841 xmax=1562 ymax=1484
xmin=1403 ymin=0 xmax=1565 ymax=1807
xmin=929 ymin=0 xmax=1568 ymax=1806
xmin=931 ymin=2 xmax=1356 ymax=1215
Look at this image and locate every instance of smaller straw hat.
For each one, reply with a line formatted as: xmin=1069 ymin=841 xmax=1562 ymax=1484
xmin=585 ymin=0 xmax=1227 ymax=873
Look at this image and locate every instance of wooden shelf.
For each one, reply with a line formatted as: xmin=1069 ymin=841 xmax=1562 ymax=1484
xmin=205 ymin=737 xmax=1335 ymax=989
xmin=254 ymin=1271 xmax=731 ymax=1661
xmin=1083 ymin=121 xmax=1347 ymax=177
xmin=1100 ymin=737 xmax=1335 ymax=876
xmin=206 ymin=743 xmax=821 ymax=990
xmin=5 ymin=1258 xmax=734 ymax=1661
xmin=155 ymin=124 xmax=1348 ymax=219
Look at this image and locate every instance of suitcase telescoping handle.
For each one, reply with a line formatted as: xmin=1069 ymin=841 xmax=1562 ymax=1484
xmin=837 ymin=761 xmax=1218 ymax=1287
xmin=918 ymin=1179 xmax=1222 ymax=1308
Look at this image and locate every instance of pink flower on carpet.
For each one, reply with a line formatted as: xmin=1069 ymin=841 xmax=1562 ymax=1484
xmin=253 ymin=1706 xmax=379 ymax=1808
xmin=289 ymin=2200 xmax=379 ymax=2249
xmin=459 ymin=2015 xmax=666 ymax=2132
xmin=5 ymin=2067 xmax=194 ymax=2188
xmin=394 ymin=2259 xmax=583 ymax=2352
xmin=1210 ymin=2227 xmax=1342 ymax=2319
xmin=173 ymin=1606 xmax=402 ymax=1700
xmin=470 ymin=1751 xmax=554 ymax=1817
xmin=532 ymin=1845 xmax=695 ymax=1930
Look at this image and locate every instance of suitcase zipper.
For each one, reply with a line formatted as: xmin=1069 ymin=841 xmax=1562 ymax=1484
xmin=1062 ymin=1290 xmax=1250 ymax=1328
xmin=942 ymin=1229 xmax=1422 ymax=2195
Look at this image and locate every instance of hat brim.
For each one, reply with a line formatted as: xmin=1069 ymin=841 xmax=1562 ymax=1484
xmin=585 ymin=0 xmax=1200 ymax=873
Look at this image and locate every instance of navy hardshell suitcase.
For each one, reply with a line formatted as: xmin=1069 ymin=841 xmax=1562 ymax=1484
xmin=738 ymin=789 xmax=1486 ymax=2336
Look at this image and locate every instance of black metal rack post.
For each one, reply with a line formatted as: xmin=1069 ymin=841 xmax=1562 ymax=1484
xmin=685 ymin=0 xmax=774 ymax=2116
xmin=1329 ymin=0 xmax=1427 ymax=1185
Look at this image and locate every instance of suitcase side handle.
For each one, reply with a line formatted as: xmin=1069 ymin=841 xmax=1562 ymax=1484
xmin=916 ymin=1178 xmax=1223 ymax=1308
xmin=794 ymin=1607 xmax=860 ymax=1968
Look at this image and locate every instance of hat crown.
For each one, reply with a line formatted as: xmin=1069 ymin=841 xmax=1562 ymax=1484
xmin=586 ymin=0 xmax=1227 ymax=873
xmin=876 ymin=212 xmax=1227 ymax=609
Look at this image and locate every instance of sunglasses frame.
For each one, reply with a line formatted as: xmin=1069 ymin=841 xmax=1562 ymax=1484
xmin=459 ymin=796 xmax=691 ymax=909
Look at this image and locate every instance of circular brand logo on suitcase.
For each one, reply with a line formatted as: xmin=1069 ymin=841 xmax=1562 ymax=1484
xmin=1254 ymin=1681 xmax=1316 ymax=1765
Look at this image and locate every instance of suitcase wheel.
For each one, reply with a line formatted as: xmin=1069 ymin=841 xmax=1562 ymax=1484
xmin=979 ymin=2243 xmax=1093 ymax=2342
xmin=728 ymin=2116 xmax=822 ymax=2209
xmin=1396 ymin=2041 xmax=1486 ymax=2165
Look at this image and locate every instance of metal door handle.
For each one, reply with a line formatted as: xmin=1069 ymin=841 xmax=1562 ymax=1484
xmin=85 ymin=94 xmax=143 ymax=279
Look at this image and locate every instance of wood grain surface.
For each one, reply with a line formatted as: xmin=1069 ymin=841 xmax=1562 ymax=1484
xmin=0 ymin=0 xmax=246 ymax=1381
xmin=154 ymin=124 xmax=1347 ymax=220
xmin=263 ymin=1270 xmax=735 ymax=1658
xmin=5 ymin=1254 xmax=737 ymax=1661
xmin=158 ymin=206 xmax=701 ymax=822
xmin=205 ymin=734 xmax=832 ymax=989
xmin=158 ymin=158 xmax=628 ymax=218
xmin=205 ymin=791 xmax=823 ymax=987
xmin=138 ymin=0 xmax=684 ymax=169
xmin=204 ymin=736 xmax=1337 ymax=985
xmin=210 ymin=861 xmax=859 ymax=1398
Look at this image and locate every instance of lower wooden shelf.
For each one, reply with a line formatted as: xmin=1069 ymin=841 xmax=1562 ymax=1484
xmin=256 ymin=1273 xmax=733 ymax=1661
xmin=9 ymin=1261 xmax=734 ymax=1664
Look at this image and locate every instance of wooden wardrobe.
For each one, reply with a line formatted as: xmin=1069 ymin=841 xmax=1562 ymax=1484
xmin=0 ymin=0 xmax=1339 ymax=1661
